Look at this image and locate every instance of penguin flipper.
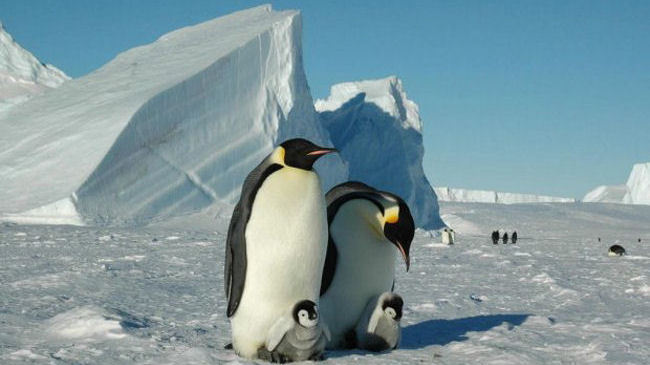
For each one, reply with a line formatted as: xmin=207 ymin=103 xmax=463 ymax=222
xmin=225 ymin=159 xmax=283 ymax=317
xmin=266 ymin=316 xmax=295 ymax=351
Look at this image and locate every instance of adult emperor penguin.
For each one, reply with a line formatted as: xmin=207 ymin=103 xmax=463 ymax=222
xmin=257 ymin=300 xmax=330 ymax=362
xmin=355 ymin=292 xmax=404 ymax=352
xmin=319 ymin=181 xmax=415 ymax=349
xmin=224 ymin=138 xmax=337 ymax=359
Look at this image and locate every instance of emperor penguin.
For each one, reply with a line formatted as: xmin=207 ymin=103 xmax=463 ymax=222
xmin=224 ymin=138 xmax=337 ymax=359
xmin=257 ymin=300 xmax=331 ymax=362
xmin=319 ymin=181 xmax=415 ymax=349
xmin=608 ymin=244 xmax=626 ymax=256
xmin=355 ymin=292 xmax=404 ymax=352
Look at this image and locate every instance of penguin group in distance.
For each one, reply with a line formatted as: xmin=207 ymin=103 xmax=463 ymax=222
xmin=224 ymin=139 xmax=415 ymax=362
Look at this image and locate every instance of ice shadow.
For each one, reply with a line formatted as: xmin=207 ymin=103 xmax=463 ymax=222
xmin=400 ymin=314 xmax=530 ymax=349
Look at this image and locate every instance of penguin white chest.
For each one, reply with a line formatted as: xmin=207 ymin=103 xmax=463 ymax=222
xmin=231 ymin=167 xmax=328 ymax=358
xmin=320 ymin=200 xmax=397 ymax=348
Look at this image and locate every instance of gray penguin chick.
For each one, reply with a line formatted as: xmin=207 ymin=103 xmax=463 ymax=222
xmin=355 ymin=292 xmax=403 ymax=352
xmin=257 ymin=300 xmax=330 ymax=363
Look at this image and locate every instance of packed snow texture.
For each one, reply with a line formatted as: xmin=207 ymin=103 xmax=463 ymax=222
xmin=0 ymin=23 xmax=69 ymax=115
xmin=0 ymin=6 xmax=347 ymax=225
xmin=2 ymin=201 xmax=649 ymax=364
xmin=434 ymin=187 xmax=576 ymax=204
xmin=583 ymin=163 xmax=650 ymax=205
xmin=316 ymin=77 xmax=443 ymax=229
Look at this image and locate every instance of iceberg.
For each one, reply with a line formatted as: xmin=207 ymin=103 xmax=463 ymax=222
xmin=0 ymin=5 xmax=347 ymax=225
xmin=583 ymin=163 xmax=650 ymax=205
xmin=0 ymin=22 xmax=69 ymax=115
xmin=316 ymin=77 xmax=444 ymax=229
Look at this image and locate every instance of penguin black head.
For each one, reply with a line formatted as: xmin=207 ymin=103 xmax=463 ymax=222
xmin=293 ymin=300 xmax=318 ymax=328
xmin=278 ymin=138 xmax=337 ymax=170
xmin=381 ymin=294 xmax=404 ymax=321
xmin=382 ymin=196 xmax=415 ymax=271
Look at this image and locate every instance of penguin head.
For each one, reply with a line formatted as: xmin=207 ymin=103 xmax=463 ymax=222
xmin=275 ymin=138 xmax=337 ymax=170
xmin=380 ymin=293 xmax=404 ymax=321
xmin=293 ymin=300 xmax=319 ymax=328
xmin=380 ymin=193 xmax=415 ymax=271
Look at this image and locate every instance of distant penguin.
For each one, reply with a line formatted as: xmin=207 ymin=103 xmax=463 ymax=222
xmin=355 ymin=292 xmax=403 ymax=352
xmin=608 ymin=244 xmax=626 ymax=256
xmin=491 ymin=231 xmax=499 ymax=245
xmin=598 ymin=237 xmax=601 ymax=242
xmin=639 ymin=238 xmax=642 ymax=243
xmin=319 ymin=181 xmax=415 ymax=349
xmin=442 ymin=228 xmax=451 ymax=244
xmin=512 ymin=231 xmax=518 ymax=244
xmin=224 ymin=138 xmax=337 ymax=359
xmin=449 ymin=229 xmax=456 ymax=244
xmin=257 ymin=300 xmax=330 ymax=363
xmin=503 ymin=232 xmax=509 ymax=244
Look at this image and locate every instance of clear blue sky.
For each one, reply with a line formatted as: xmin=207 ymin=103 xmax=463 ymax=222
xmin=2 ymin=0 xmax=649 ymax=198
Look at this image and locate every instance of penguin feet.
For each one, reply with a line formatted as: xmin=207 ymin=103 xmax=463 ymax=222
xmin=257 ymin=347 xmax=290 ymax=363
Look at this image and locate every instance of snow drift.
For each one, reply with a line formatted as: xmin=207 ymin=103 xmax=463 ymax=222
xmin=583 ymin=163 xmax=650 ymax=205
xmin=316 ymin=77 xmax=444 ymax=229
xmin=0 ymin=23 xmax=69 ymax=115
xmin=434 ymin=187 xmax=576 ymax=204
xmin=0 ymin=6 xmax=347 ymax=225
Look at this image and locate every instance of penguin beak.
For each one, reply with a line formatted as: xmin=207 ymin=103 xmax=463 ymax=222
xmin=307 ymin=148 xmax=338 ymax=156
xmin=396 ymin=241 xmax=410 ymax=271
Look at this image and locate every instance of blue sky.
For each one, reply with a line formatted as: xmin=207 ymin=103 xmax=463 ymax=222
xmin=2 ymin=0 xmax=649 ymax=198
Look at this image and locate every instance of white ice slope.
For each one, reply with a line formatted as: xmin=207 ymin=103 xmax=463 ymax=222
xmin=434 ymin=187 xmax=576 ymax=204
xmin=0 ymin=6 xmax=347 ymax=225
xmin=316 ymin=76 xmax=444 ymax=229
xmin=0 ymin=23 xmax=69 ymax=114
xmin=583 ymin=163 xmax=650 ymax=205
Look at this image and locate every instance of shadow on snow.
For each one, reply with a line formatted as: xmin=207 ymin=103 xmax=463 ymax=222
xmin=400 ymin=314 xmax=530 ymax=349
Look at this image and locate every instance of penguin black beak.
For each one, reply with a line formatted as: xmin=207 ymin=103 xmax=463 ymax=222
xmin=396 ymin=241 xmax=410 ymax=271
xmin=307 ymin=148 xmax=338 ymax=156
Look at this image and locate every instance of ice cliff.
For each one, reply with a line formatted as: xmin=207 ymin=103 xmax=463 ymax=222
xmin=434 ymin=187 xmax=576 ymax=204
xmin=0 ymin=6 xmax=347 ymax=225
xmin=584 ymin=163 xmax=650 ymax=205
xmin=316 ymin=77 xmax=444 ymax=229
xmin=0 ymin=23 xmax=69 ymax=114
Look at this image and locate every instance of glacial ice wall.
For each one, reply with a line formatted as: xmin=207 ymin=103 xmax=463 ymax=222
xmin=0 ymin=6 xmax=346 ymax=225
xmin=316 ymin=77 xmax=444 ymax=229
xmin=435 ymin=187 xmax=576 ymax=204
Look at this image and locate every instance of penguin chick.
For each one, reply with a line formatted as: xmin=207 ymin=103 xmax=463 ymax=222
xmin=257 ymin=300 xmax=330 ymax=363
xmin=355 ymin=292 xmax=403 ymax=352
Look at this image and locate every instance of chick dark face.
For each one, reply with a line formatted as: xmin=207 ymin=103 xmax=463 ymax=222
xmin=293 ymin=300 xmax=318 ymax=328
xmin=280 ymin=138 xmax=337 ymax=170
xmin=381 ymin=294 xmax=404 ymax=321
xmin=382 ymin=199 xmax=415 ymax=271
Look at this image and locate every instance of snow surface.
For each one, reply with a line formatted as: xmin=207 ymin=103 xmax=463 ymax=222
xmin=0 ymin=6 xmax=347 ymax=225
xmin=2 ymin=201 xmax=650 ymax=364
xmin=316 ymin=77 xmax=443 ymax=229
xmin=0 ymin=23 xmax=69 ymax=115
xmin=583 ymin=163 xmax=650 ymax=205
xmin=434 ymin=187 xmax=576 ymax=204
